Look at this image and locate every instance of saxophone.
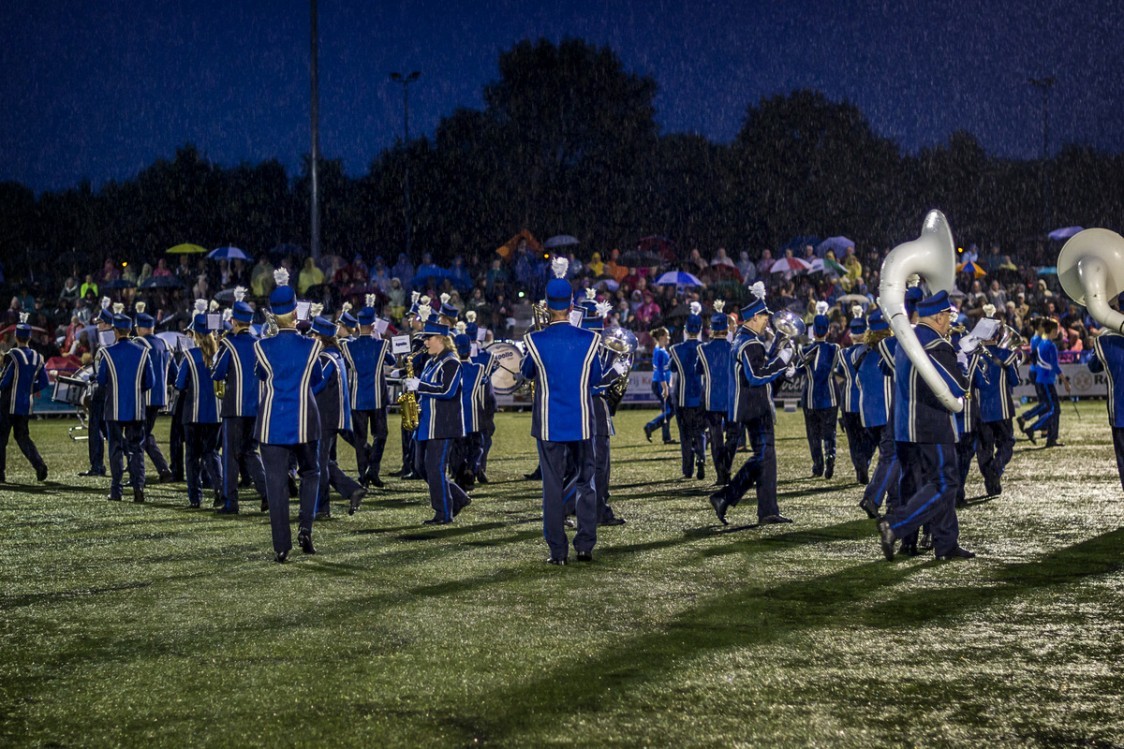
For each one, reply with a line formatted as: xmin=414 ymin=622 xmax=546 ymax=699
xmin=398 ymin=355 xmax=420 ymax=431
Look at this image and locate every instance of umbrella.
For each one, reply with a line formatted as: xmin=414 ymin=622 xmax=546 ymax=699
xmin=140 ymin=276 xmax=186 ymax=289
xmin=1048 ymin=226 xmax=1084 ymax=242
xmin=543 ymin=234 xmax=579 ymax=249
xmin=770 ymin=257 xmax=812 ymax=274
xmin=836 ymin=293 xmax=871 ymax=306
xmin=208 ymin=246 xmax=250 ymax=261
xmin=957 ymin=261 xmax=987 ymax=278
xmin=101 ymin=278 xmax=136 ymax=290
xmin=655 ymin=270 xmax=705 ymax=287
xmin=268 ymin=243 xmax=305 ymax=258
xmin=815 ymin=236 xmax=855 ymax=257
xmin=948 ymin=289 xmax=967 ymax=299
xmin=0 ymin=324 xmax=47 ymax=337
xmin=165 ymin=243 xmax=207 ymax=255
xmin=496 ymin=229 xmax=542 ymax=259
xmin=619 ymin=250 xmax=663 ymax=267
xmin=809 ymin=257 xmax=846 ymax=276
xmin=1037 ymin=266 xmax=1058 ymax=276
xmin=594 ymin=278 xmax=620 ymax=292
xmin=410 ymin=268 xmax=452 ymax=289
xmin=212 ymin=288 xmax=238 ymax=304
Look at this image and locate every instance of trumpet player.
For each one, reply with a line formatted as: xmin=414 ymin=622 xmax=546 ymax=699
xmin=972 ymin=323 xmax=1022 ymax=497
xmin=878 ymin=291 xmax=975 ymax=561
xmin=836 ymin=315 xmax=874 ymax=484
xmin=175 ymin=301 xmax=223 ymax=509
xmin=582 ymin=297 xmax=627 ymax=526
xmin=709 ymin=289 xmax=795 ymax=526
xmin=210 ymin=290 xmax=268 ymax=514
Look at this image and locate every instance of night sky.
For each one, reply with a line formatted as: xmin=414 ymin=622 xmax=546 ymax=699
xmin=3 ymin=0 xmax=1122 ymax=193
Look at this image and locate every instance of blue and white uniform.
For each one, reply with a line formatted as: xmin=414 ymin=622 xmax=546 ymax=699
xmin=0 ymin=344 xmax=49 ymax=480
xmin=96 ymin=332 xmax=155 ymax=498
xmin=1088 ymin=332 xmax=1124 ymax=490
xmin=212 ymin=329 xmax=268 ymax=511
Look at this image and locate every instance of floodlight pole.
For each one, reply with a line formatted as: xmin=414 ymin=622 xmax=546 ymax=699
xmin=1029 ymin=76 xmax=1055 ymax=233
xmin=391 ymin=71 xmax=421 ymax=258
xmin=309 ymin=0 xmax=321 ymax=261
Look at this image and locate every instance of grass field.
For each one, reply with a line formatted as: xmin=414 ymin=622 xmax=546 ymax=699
xmin=2 ymin=404 xmax=1123 ymax=748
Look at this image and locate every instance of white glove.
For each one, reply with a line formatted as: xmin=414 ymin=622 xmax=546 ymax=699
xmin=611 ymin=360 xmax=629 ymax=377
xmin=389 ymin=368 xmax=403 ymax=378
xmin=784 ymin=365 xmax=796 ymax=378
xmin=956 ymin=352 xmax=968 ymax=368
xmin=959 ymin=336 xmax=979 ymax=354
xmin=778 ymin=346 xmax=794 ymax=364
xmin=404 ymin=377 xmax=420 ymax=392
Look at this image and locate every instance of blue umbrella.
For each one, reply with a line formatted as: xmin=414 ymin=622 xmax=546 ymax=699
xmin=1048 ymin=226 xmax=1083 ymax=242
xmin=410 ymin=268 xmax=452 ymax=289
xmin=1036 ymin=266 xmax=1058 ymax=276
xmin=815 ymin=236 xmax=855 ymax=257
xmin=101 ymin=278 xmax=136 ymax=290
xmin=140 ymin=276 xmax=186 ymax=289
xmin=208 ymin=246 xmax=250 ymax=261
xmin=655 ymin=270 xmax=705 ymax=287
xmin=544 ymin=234 xmax=580 ymax=249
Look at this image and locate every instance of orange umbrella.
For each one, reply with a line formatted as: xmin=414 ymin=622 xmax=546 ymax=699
xmin=495 ymin=229 xmax=542 ymax=260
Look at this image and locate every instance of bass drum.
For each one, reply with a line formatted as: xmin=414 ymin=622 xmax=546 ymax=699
xmin=485 ymin=340 xmax=525 ymax=395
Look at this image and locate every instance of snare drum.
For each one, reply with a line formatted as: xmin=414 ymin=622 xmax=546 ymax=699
xmin=52 ymin=364 xmax=94 ymax=407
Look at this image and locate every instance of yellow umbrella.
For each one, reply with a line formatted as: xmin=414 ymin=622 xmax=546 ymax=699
xmin=166 ymin=243 xmax=207 ymax=255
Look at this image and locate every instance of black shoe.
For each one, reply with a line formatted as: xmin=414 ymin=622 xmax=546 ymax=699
xmin=824 ymin=460 xmax=834 ymax=480
xmin=260 ymin=497 xmax=269 ymax=512
xmin=878 ymin=518 xmax=896 ymax=561
xmin=858 ymin=497 xmax=879 ymax=519
xmin=1022 ymin=429 xmax=1037 ymax=445
xmin=919 ymin=530 xmax=933 ymax=550
xmin=1045 ymin=441 xmax=1065 ymax=448
xmin=158 ymin=470 xmax=174 ymax=483
xmin=298 ymin=528 xmax=316 ymax=554
xmin=0 ymin=472 xmax=5 ymax=483
xmin=403 ymin=471 xmax=423 ymax=481
xmin=524 ymin=467 xmax=542 ymax=481
xmin=453 ymin=496 xmax=471 ymax=518
xmin=315 ymin=510 xmax=331 ymax=521
xmin=368 ymin=475 xmax=384 ymax=488
xmin=663 ymin=439 xmax=679 ymax=445
xmin=423 ymin=516 xmax=452 ymax=526
xmin=901 ymin=542 xmax=920 ymax=557
xmin=133 ymin=488 xmax=145 ymax=504
xmin=189 ymin=500 xmax=201 ymax=508
xmin=348 ymin=488 xmax=367 ymax=516
xmin=811 ymin=469 xmax=823 ymax=478
xmin=643 ymin=424 xmax=654 ymax=442
xmin=80 ymin=469 xmax=106 ymax=477
xmin=857 ymin=468 xmax=869 ymax=485
xmin=760 ymin=514 xmax=792 ymax=524
xmin=476 ymin=471 xmax=489 ymax=484
xmin=936 ymin=546 xmax=976 ymax=560
xmin=36 ymin=465 xmax=48 ymax=482
xmin=275 ymin=550 xmax=289 ymax=564
xmin=696 ymin=461 xmax=705 ymax=480
xmin=984 ymin=478 xmax=1002 ymax=497
xmin=217 ymin=503 xmax=240 ymax=515
xmin=576 ymin=551 xmax=594 ymax=562
xmin=547 ymin=557 xmax=567 ymax=565
xmin=709 ymin=493 xmax=729 ymax=526
xmin=600 ymin=517 xmax=626 ymax=527
xmin=1016 ymin=416 xmax=1026 ymax=431
xmin=212 ymin=493 xmax=223 ymax=508
xmin=107 ymin=493 xmax=122 ymax=502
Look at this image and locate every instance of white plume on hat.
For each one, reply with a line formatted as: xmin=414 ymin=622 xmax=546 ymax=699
xmin=273 ymin=268 xmax=289 ymax=287
xmin=585 ymin=288 xmax=596 ymax=301
xmin=209 ymin=300 xmax=220 ymax=313
xmin=365 ymin=293 xmax=377 ymax=308
xmin=193 ymin=299 xmax=207 ymax=315
xmin=906 ymin=273 xmax=921 ymax=287
xmin=310 ymin=303 xmax=324 ymax=318
xmin=418 ymin=304 xmax=431 ymax=322
xmin=455 ymin=321 xmax=467 ymax=335
xmin=750 ymin=282 xmax=766 ymax=300
xmin=19 ymin=312 xmax=29 ymax=324
xmin=689 ymin=301 xmax=702 ymax=316
xmin=851 ymin=304 xmax=864 ymax=319
xmin=419 ymin=295 xmax=431 ymax=307
xmin=815 ymin=301 xmax=829 ymax=316
xmin=233 ymin=286 xmax=247 ymax=303
xmin=595 ymin=300 xmax=613 ymax=318
xmin=982 ymin=303 xmax=996 ymax=318
xmin=410 ymin=290 xmax=420 ymax=305
xmin=440 ymin=293 xmax=451 ymax=306
xmin=135 ymin=302 xmax=146 ymax=314
xmin=112 ymin=302 xmax=124 ymax=314
xmin=222 ymin=308 xmax=233 ymax=323
xmin=101 ymin=297 xmax=111 ymax=310
xmin=341 ymin=302 xmax=352 ymax=314
xmin=551 ymin=256 xmax=569 ymax=279
xmin=714 ymin=300 xmax=725 ymax=313
xmin=465 ymin=310 xmax=476 ymax=323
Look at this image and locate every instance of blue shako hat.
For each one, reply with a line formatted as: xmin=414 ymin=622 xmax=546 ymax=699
xmin=97 ymin=297 xmax=114 ymax=325
xmin=849 ymin=317 xmax=868 ymax=334
xmin=112 ymin=314 xmax=134 ymax=331
xmin=685 ymin=301 xmax=703 ymax=334
xmin=421 ymin=320 xmax=450 ymax=337
xmin=917 ymin=290 xmax=953 ymax=317
xmin=867 ymin=308 xmax=889 ymax=332
xmin=710 ymin=300 xmax=728 ymax=332
xmin=739 ymin=283 xmax=770 ymax=320
xmin=268 ymin=268 xmax=296 ymax=315
xmin=545 ymin=257 xmax=573 ymax=311
xmin=904 ymin=285 xmax=924 ymax=317
xmin=231 ymin=287 xmax=254 ymax=324
xmin=311 ymin=316 xmax=338 ymax=337
xmin=133 ymin=301 xmax=155 ymax=329
xmin=438 ymin=293 xmax=458 ymax=320
xmin=813 ymin=315 xmax=829 ymax=336
xmin=453 ymin=333 xmax=472 ymax=357
xmin=15 ymin=312 xmax=32 ymax=339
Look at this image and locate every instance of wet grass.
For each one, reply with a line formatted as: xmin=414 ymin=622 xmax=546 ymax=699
xmin=2 ymin=404 xmax=1123 ymax=747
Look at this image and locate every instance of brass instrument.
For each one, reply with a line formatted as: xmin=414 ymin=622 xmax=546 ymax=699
xmin=601 ymin=326 xmax=638 ymax=413
xmin=1057 ymin=228 xmax=1124 ymax=333
xmin=531 ymin=301 xmax=551 ymax=331
xmin=770 ymin=309 xmax=807 ymax=343
xmin=397 ymin=355 xmax=420 ymax=431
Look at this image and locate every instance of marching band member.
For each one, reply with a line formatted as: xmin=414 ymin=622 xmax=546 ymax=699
xmin=697 ymin=301 xmax=734 ymax=485
xmin=78 ymin=297 xmax=115 ymax=478
xmin=175 ymin=301 xmax=222 ymax=509
xmin=0 ymin=313 xmax=50 ymax=483
xmin=952 ymin=320 xmax=986 ymax=507
xmin=973 ymin=325 xmax=1021 ymax=497
xmin=669 ymin=302 xmax=707 ymax=479
xmin=709 ymin=288 xmax=794 ymax=526
xmin=339 ymin=294 xmax=395 ymax=488
xmin=254 ymin=269 xmax=324 ymax=562
xmin=643 ymin=327 xmax=674 ymax=444
xmin=394 ymin=293 xmax=429 ymax=480
xmin=1022 ymin=319 xmax=1067 ymax=447
xmin=438 ymin=293 xmax=459 ymax=326
xmin=1087 ymin=298 xmax=1124 ymax=490
xmin=131 ymin=302 xmax=174 ymax=483
xmin=404 ymin=309 xmax=470 ymax=525
xmin=1016 ymin=317 xmax=1047 ymax=434
xmin=96 ymin=310 xmax=155 ymax=503
xmin=211 ymin=288 xmax=269 ymax=514
xmin=878 ymin=290 xmax=975 ymax=561
xmin=857 ymin=309 xmax=899 ymax=518
xmin=582 ymin=296 xmax=626 ymax=525
xmin=311 ymin=311 xmax=367 ymax=517
xmin=450 ymin=325 xmax=486 ymax=492
xmin=466 ymin=311 xmax=497 ymax=483
xmin=836 ymin=311 xmax=872 ymax=483
xmin=520 ymin=257 xmax=609 ymax=563
xmin=798 ymin=305 xmax=840 ymax=479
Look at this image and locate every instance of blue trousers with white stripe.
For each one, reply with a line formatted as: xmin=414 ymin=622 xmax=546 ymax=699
xmin=1027 ymin=383 xmax=1060 ymax=443
xmin=416 ymin=438 xmax=469 ymax=522
xmin=888 ymin=441 xmax=960 ymax=556
xmin=862 ymin=424 xmax=900 ymax=510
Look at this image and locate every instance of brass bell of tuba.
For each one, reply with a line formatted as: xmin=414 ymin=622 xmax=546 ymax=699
xmin=1057 ymin=228 xmax=1124 ymax=334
